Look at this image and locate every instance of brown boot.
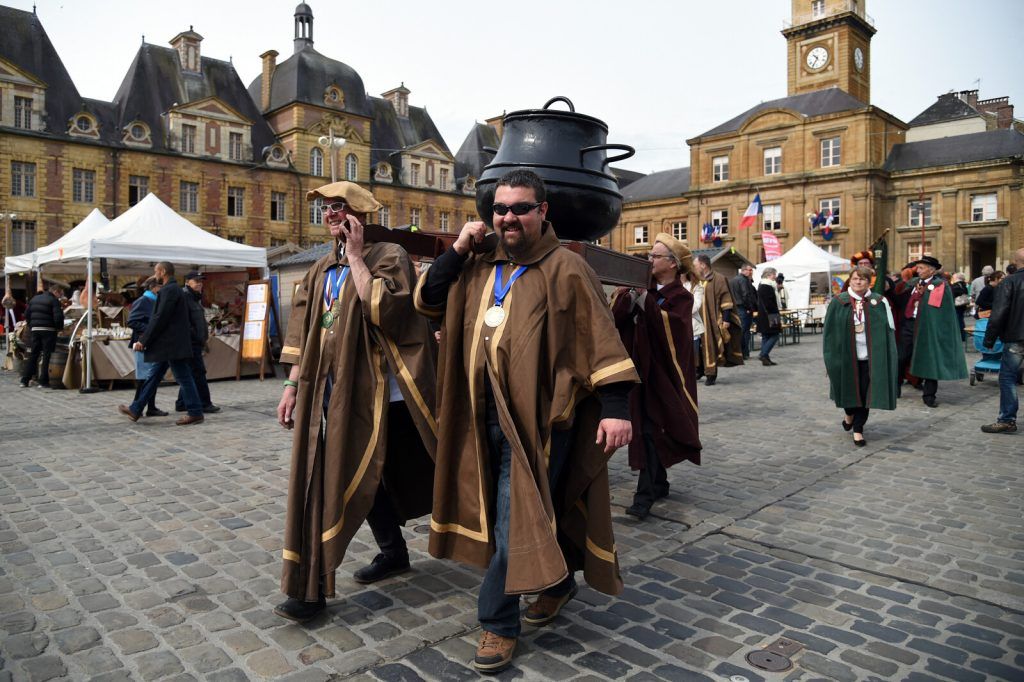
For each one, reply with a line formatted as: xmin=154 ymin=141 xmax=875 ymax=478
xmin=473 ymin=630 xmax=516 ymax=673
xmin=523 ymin=583 xmax=578 ymax=626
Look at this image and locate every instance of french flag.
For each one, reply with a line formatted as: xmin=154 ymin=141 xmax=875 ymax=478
xmin=738 ymin=193 xmax=762 ymax=230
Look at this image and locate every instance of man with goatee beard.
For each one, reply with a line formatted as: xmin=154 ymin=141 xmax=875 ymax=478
xmin=416 ymin=170 xmax=638 ymax=673
xmin=273 ymin=181 xmax=437 ymax=623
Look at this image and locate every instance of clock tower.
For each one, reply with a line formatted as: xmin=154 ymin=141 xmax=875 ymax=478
xmin=783 ymin=0 xmax=875 ymax=103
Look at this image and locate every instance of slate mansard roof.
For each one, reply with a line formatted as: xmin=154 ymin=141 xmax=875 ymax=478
xmin=907 ymin=93 xmax=984 ymax=127
xmin=454 ymin=122 xmax=501 ymax=182
xmin=246 ymin=46 xmax=373 ymax=118
xmin=695 ymin=88 xmax=868 ymax=139
xmin=884 ymin=129 xmax=1024 ymax=173
xmin=113 ymin=44 xmax=279 ymax=157
xmin=621 ymin=167 xmax=691 ymax=203
xmin=368 ymin=97 xmax=451 ymax=170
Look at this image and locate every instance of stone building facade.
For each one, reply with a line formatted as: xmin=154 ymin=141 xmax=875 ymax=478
xmin=0 ymin=3 xmax=476 ymax=268
xmin=614 ymin=0 xmax=1024 ymax=276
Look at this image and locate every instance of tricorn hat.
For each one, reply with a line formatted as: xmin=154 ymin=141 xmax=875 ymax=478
xmin=654 ymin=233 xmax=693 ymax=273
xmin=305 ymin=181 xmax=382 ymax=214
xmin=913 ymin=255 xmax=942 ymax=270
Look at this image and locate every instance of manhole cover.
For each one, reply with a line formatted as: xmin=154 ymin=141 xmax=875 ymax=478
xmin=746 ymin=649 xmax=793 ymax=672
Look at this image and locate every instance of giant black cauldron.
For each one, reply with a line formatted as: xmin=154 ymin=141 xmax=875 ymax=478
xmin=475 ymin=97 xmax=635 ymax=242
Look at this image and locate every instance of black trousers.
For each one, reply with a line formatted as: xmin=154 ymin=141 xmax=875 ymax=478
xmin=844 ymin=359 xmax=870 ymax=434
xmin=176 ymin=343 xmax=212 ymax=410
xmin=364 ymin=401 xmax=422 ymax=559
xmin=22 ymin=330 xmax=57 ymax=386
xmin=633 ymin=418 xmax=669 ymax=509
xmin=900 ymin=322 xmax=937 ymax=399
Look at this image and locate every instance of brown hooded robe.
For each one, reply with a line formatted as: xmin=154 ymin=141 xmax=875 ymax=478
xmin=612 ymin=279 xmax=702 ymax=470
xmin=700 ymin=271 xmax=745 ymax=375
xmin=280 ymin=240 xmax=437 ymax=601
xmin=414 ymin=225 xmax=639 ymax=596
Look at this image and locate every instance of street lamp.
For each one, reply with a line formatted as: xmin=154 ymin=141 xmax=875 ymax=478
xmin=318 ymin=130 xmax=347 ymax=182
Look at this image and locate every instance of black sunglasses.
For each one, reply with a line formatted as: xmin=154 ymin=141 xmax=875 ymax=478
xmin=493 ymin=202 xmax=542 ymax=216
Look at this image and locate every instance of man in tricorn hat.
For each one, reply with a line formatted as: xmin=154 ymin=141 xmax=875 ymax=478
xmin=899 ymin=255 xmax=968 ymax=407
xmin=612 ymin=232 xmax=701 ymax=520
xmin=415 ymin=169 xmax=638 ymax=673
xmin=274 ymin=181 xmax=437 ymax=622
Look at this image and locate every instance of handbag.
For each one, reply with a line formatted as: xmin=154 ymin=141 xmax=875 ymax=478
xmin=767 ymin=313 xmax=782 ymax=330
xmin=953 ymin=293 xmax=970 ymax=307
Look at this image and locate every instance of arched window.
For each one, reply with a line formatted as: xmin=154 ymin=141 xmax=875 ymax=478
xmin=345 ymin=153 xmax=358 ymax=181
xmin=310 ymin=147 xmax=323 ymax=177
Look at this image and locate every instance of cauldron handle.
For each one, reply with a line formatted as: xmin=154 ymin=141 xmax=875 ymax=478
xmin=482 ymin=146 xmax=498 ymax=155
xmin=542 ymin=96 xmax=575 ymax=112
xmin=580 ymin=143 xmax=636 ymax=168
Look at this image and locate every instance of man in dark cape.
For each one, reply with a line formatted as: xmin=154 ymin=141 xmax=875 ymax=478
xmin=694 ymin=254 xmax=744 ymax=384
xmin=612 ymin=232 xmax=701 ymax=520
xmin=415 ymin=170 xmax=638 ymax=673
xmin=900 ymin=255 xmax=968 ymax=407
xmin=274 ymin=181 xmax=437 ymax=622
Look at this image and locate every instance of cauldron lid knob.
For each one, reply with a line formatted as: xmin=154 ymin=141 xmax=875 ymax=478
xmin=543 ymin=96 xmax=575 ymax=112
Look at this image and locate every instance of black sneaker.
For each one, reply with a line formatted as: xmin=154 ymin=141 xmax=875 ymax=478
xmin=353 ymin=552 xmax=410 ymax=584
xmin=980 ymin=421 xmax=1017 ymax=434
xmin=202 ymin=404 xmax=222 ymax=414
xmin=146 ymin=408 xmax=169 ymax=417
xmin=273 ymin=596 xmax=326 ymax=623
xmin=704 ymin=376 xmax=717 ymax=386
xmin=923 ymin=397 xmax=937 ymax=408
xmin=625 ymin=503 xmax=650 ymax=520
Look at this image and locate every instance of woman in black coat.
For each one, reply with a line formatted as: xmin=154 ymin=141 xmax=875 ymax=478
xmin=756 ymin=267 xmax=782 ymax=366
xmin=974 ymin=271 xmax=1005 ymax=319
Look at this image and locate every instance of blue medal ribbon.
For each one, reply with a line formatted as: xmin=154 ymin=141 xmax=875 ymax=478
xmin=493 ymin=263 xmax=528 ymax=308
xmin=323 ymin=265 xmax=350 ymax=309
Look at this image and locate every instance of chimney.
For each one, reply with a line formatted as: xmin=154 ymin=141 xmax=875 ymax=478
xmin=976 ymin=96 xmax=1014 ymax=130
xmin=169 ymin=26 xmax=204 ymax=74
xmin=260 ymin=50 xmax=278 ymax=111
xmin=957 ymin=89 xmax=979 ymax=108
xmin=485 ymin=113 xmax=505 ymax=139
xmin=381 ymin=84 xmax=410 ymax=118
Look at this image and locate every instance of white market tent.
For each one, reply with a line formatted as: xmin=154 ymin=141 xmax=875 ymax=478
xmin=4 ymin=194 xmax=267 ymax=389
xmin=4 ymin=208 xmax=111 ymax=275
xmin=755 ymin=237 xmax=850 ymax=309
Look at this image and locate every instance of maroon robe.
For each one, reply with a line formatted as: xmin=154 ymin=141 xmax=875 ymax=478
xmin=612 ymin=279 xmax=702 ymax=470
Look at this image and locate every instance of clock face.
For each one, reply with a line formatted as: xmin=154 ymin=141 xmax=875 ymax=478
xmin=854 ymin=47 xmax=865 ymax=72
xmin=806 ymin=46 xmax=829 ymax=70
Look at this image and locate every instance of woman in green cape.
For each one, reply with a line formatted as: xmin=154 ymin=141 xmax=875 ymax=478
xmin=823 ymin=266 xmax=898 ymax=446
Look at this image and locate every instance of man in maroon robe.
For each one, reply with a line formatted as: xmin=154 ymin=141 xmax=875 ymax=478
xmin=612 ymin=233 xmax=702 ymax=520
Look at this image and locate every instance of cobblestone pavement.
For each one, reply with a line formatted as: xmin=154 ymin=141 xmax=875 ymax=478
xmin=1 ymin=334 xmax=1022 ymax=681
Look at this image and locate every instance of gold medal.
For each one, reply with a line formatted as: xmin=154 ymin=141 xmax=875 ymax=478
xmin=483 ymin=305 xmax=506 ymax=327
xmin=854 ymin=323 xmax=865 ymax=333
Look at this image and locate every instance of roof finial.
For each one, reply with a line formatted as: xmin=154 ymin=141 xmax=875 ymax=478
xmin=141 ymin=34 xmax=145 ymax=44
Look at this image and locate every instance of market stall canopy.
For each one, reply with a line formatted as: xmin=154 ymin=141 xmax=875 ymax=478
xmin=754 ymin=237 xmax=849 ymax=280
xmin=4 ymin=208 xmax=111 ymax=274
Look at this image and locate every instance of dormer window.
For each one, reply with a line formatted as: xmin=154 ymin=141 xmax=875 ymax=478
xmin=374 ymin=162 xmax=392 ymax=183
xmin=75 ymin=116 xmax=92 ymax=132
xmin=323 ymin=86 xmax=345 ymax=108
xmin=123 ymin=120 xmax=152 ymax=147
xmin=69 ymin=112 xmax=100 ymax=138
xmin=130 ymin=124 xmax=146 ymax=140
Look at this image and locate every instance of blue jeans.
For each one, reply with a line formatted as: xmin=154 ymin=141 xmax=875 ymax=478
xmin=478 ymin=424 xmax=575 ymax=638
xmin=998 ymin=341 xmax=1023 ymax=424
xmin=131 ymin=358 xmax=202 ymax=417
xmin=736 ymin=308 xmax=753 ymax=357
xmin=760 ymin=332 xmax=780 ymax=359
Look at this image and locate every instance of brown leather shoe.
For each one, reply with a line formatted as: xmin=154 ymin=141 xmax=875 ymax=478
xmin=118 ymin=405 xmax=140 ymax=422
xmin=175 ymin=415 xmax=205 ymax=426
xmin=523 ymin=583 xmax=578 ymax=626
xmin=473 ymin=630 xmax=516 ymax=673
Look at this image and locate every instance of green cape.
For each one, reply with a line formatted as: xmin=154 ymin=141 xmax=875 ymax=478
xmin=907 ymin=278 xmax=969 ymax=381
xmin=822 ymin=291 xmax=898 ymax=410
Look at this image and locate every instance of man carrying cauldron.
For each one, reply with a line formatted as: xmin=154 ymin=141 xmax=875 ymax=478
xmin=273 ymin=181 xmax=437 ymax=623
xmin=415 ymin=169 xmax=638 ymax=673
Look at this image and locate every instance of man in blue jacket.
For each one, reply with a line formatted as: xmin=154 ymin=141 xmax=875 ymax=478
xmin=119 ymin=262 xmax=204 ymax=425
xmin=126 ymin=277 xmax=167 ymax=416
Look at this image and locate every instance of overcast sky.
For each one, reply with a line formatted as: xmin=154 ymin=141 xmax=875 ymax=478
xmin=10 ymin=0 xmax=1024 ymax=174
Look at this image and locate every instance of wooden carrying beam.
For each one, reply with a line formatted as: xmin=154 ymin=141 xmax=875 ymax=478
xmin=362 ymin=225 xmax=651 ymax=288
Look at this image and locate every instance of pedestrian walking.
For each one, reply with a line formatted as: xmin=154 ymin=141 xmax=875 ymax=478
xmin=118 ymin=261 xmax=204 ymax=425
xmin=125 ymin=277 xmax=168 ymax=416
xmin=612 ymin=233 xmax=701 ymax=520
xmin=980 ymin=248 xmax=1024 ymax=434
xmin=273 ymin=181 xmax=437 ymax=623
xmin=899 ymin=256 xmax=969 ymax=407
xmin=757 ymin=267 xmax=782 ymax=366
xmin=175 ymin=271 xmax=220 ymax=414
xmin=694 ymin=254 xmax=744 ymax=385
xmin=729 ymin=265 xmax=757 ymax=359
xmin=823 ymin=266 xmax=898 ymax=447
xmin=20 ymin=283 xmax=64 ymax=388
xmin=417 ymin=170 xmax=637 ymax=673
